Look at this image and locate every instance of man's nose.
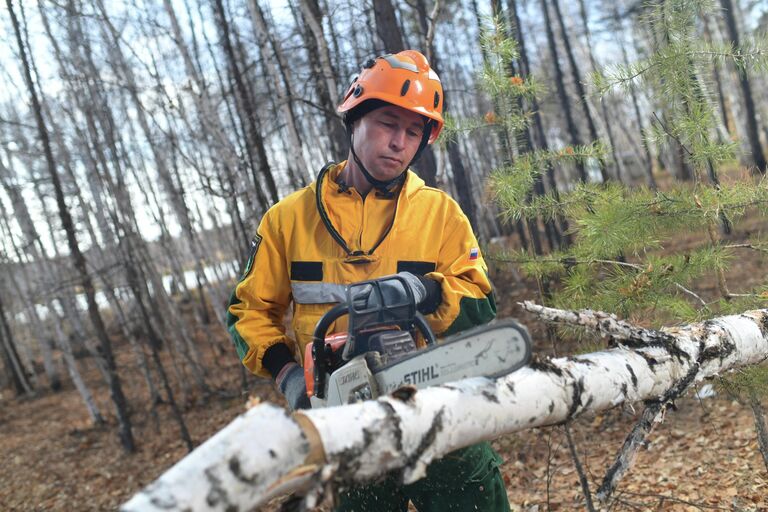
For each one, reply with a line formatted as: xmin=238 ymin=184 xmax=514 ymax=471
xmin=389 ymin=127 xmax=407 ymax=150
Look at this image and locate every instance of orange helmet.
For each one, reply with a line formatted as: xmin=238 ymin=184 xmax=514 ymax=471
xmin=338 ymin=50 xmax=444 ymax=144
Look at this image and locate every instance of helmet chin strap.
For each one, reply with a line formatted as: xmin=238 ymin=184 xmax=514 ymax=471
xmin=348 ymin=127 xmax=403 ymax=195
xmin=346 ymin=120 xmax=434 ymax=196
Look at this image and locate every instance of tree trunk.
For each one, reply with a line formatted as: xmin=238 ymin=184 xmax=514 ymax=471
xmin=551 ymin=0 xmax=608 ymax=182
xmin=703 ymin=15 xmax=734 ymax=143
xmin=6 ymin=0 xmax=135 ymax=452
xmin=247 ymin=0 xmax=310 ymax=186
xmin=0 ymin=292 xmax=33 ymax=396
xmin=162 ymin=0 xmax=252 ymax=256
xmin=576 ymin=0 xmax=620 ymax=182
xmin=509 ymin=0 xmax=568 ymax=248
xmin=373 ymin=0 xmax=405 ymax=51
xmin=374 ymin=0 xmax=439 ymax=188
xmin=297 ymin=0 xmax=347 ymax=159
xmin=615 ymin=5 xmax=657 ymax=189
xmin=210 ymin=0 xmax=277 ymax=206
xmin=540 ymin=0 xmax=587 ymax=183
xmin=719 ymin=0 xmax=767 ymax=174
xmin=122 ymin=304 xmax=768 ymax=511
xmin=0 ymin=162 xmax=61 ymax=391
xmin=749 ymin=395 xmax=768 ymax=471
xmin=122 ymin=233 xmax=194 ymax=453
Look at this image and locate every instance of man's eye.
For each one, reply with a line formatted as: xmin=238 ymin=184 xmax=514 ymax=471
xmin=407 ymin=130 xmax=421 ymax=138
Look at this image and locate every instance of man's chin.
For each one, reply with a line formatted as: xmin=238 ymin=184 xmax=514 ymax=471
xmin=369 ymin=165 xmax=405 ymax=182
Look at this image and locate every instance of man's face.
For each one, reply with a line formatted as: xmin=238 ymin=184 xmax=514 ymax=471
xmin=351 ymin=105 xmax=426 ymax=182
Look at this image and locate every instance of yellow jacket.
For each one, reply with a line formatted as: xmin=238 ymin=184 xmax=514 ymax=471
xmin=227 ymin=162 xmax=495 ymax=378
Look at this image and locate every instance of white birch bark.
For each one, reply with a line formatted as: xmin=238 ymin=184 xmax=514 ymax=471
xmin=122 ymin=305 xmax=768 ymax=511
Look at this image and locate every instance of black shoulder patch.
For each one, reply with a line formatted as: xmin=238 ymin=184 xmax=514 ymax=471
xmin=291 ymin=261 xmax=323 ymax=281
xmin=397 ymin=261 xmax=437 ymax=276
xmin=240 ymin=235 xmax=262 ymax=280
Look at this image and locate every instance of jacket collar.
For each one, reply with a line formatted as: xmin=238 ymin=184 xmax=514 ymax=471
xmin=311 ymin=160 xmax=426 ymax=200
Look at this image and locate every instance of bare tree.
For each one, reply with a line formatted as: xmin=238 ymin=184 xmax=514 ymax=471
xmin=719 ymin=0 xmax=767 ymax=173
xmin=551 ymin=0 xmax=608 ymax=182
xmin=296 ymin=0 xmax=347 ymax=159
xmin=6 ymin=0 xmax=135 ymax=452
xmin=540 ymin=0 xmax=588 ymax=182
xmin=0 ymin=286 xmax=33 ymax=396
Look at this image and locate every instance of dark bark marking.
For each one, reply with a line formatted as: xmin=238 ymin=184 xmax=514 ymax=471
xmin=620 ymin=382 xmax=628 ymax=397
xmin=336 ymin=428 xmax=379 ymax=478
xmin=269 ymin=449 xmax=277 ymax=459
xmin=700 ymin=343 xmax=735 ymax=362
xmin=400 ymin=408 xmax=445 ymax=484
xmin=142 ymin=478 xmax=180 ymax=509
xmin=228 ymin=456 xmax=260 ymax=486
xmin=506 ymin=381 xmax=516 ymax=394
xmin=204 ymin=467 xmax=237 ymax=511
xmin=625 ymin=364 xmax=638 ymax=388
xmin=391 ymin=385 xmax=417 ymax=402
xmin=621 ymin=333 xmax=690 ymax=363
xmin=548 ymin=400 xmax=555 ymax=414
xmin=148 ymin=494 xmax=178 ymax=510
xmin=566 ymin=377 xmax=585 ymax=419
xmin=529 ymin=355 xmax=563 ymax=377
xmin=379 ymin=400 xmax=404 ymax=454
xmin=528 ymin=416 xmax=537 ymax=424
xmin=637 ymin=351 xmax=660 ymax=368
xmin=482 ymin=389 xmax=500 ymax=403
xmin=571 ymin=356 xmax=596 ymax=366
xmin=757 ymin=312 xmax=768 ymax=338
xmin=699 ymin=320 xmax=737 ymax=364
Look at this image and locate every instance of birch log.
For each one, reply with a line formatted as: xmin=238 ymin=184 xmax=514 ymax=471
xmin=122 ymin=305 xmax=768 ymax=511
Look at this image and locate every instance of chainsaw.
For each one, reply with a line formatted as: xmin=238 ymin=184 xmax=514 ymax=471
xmin=303 ymin=275 xmax=532 ymax=408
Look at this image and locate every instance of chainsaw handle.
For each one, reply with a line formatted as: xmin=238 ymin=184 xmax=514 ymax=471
xmin=311 ymin=303 xmax=348 ymax=399
xmin=414 ymin=312 xmax=436 ymax=346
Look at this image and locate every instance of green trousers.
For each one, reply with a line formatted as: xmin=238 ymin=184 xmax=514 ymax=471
xmin=335 ymin=442 xmax=510 ymax=512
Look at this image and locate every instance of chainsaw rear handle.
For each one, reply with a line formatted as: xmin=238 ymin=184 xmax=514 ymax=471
xmin=310 ymin=303 xmax=436 ymax=400
xmin=311 ymin=303 xmax=347 ymax=400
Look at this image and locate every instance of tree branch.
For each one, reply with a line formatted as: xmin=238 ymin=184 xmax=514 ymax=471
xmin=122 ymin=305 xmax=768 ymax=511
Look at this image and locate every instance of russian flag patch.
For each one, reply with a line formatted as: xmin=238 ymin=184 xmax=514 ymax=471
xmin=469 ymin=247 xmax=479 ymax=261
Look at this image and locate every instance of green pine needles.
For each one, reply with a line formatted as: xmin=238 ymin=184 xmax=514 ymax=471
xmin=462 ymin=4 xmax=768 ymax=403
xmin=469 ymin=5 xmax=768 ymax=320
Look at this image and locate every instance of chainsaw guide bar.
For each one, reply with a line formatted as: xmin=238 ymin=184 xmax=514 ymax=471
xmin=311 ymin=319 xmax=531 ymax=408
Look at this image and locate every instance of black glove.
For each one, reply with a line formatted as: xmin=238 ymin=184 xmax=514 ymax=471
xmin=275 ymin=362 xmax=311 ymax=411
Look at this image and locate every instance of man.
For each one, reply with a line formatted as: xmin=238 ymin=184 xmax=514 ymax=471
xmin=227 ymin=50 xmax=510 ymax=511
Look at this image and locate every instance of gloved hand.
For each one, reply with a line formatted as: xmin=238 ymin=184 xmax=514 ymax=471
xmin=372 ymin=272 xmax=442 ymax=314
xmin=394 ymin=271 xmax=428 ymax=304
xmin=275 ymin=362 xmax=311 ymax=411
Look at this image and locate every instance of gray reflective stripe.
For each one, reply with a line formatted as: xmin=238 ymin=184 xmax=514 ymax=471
xmin=383 ymin=54 xmax=418 ymax=73
xmin=291 ymin=282 xmax=347 ymax=304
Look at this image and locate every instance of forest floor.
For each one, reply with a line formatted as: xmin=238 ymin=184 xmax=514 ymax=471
xmin=2 ymin=193 xmax=768 ymax=511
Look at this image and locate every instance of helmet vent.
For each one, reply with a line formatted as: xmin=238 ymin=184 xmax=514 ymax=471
xmin=363 ymin=58 xmax=376 ymax=69
xmin=353 ymin=85 xmax=363 ymax=97
xmin=400 ymin=80 xmax=411 ymax=96
xmin=433 ymin=91 xmax=440 ymax=108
